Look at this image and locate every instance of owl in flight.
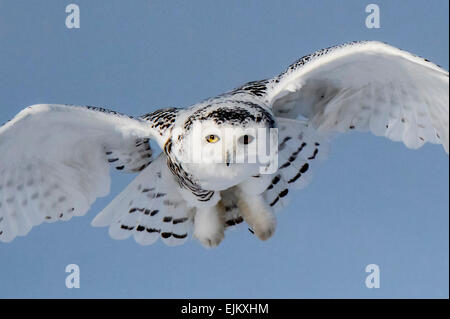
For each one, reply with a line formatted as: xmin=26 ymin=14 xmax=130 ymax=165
xmin=0 ymin=41 xmax=448 ymax=248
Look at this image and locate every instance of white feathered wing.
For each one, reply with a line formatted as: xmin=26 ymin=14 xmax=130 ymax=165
xmin=0 ymin=104 xmax=158 ymax=242
xmin=261 ymin=41 xmax=449 ymax=153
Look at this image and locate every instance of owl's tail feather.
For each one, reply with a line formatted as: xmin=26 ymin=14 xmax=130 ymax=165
xmin=91 ymin=153 xmax=194 ymax=246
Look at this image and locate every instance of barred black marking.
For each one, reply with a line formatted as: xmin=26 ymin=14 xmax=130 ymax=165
xmin=231 ymin=80 xmax=270 ymax=97
xmin=225 ymin=216 xmax=244 ymax=227
xmin=106 ymin=137 xmax=152 ymax=173
xmin=183 ymin=101 xmax=275 ymax=131
xmin=270 ymin=197 xmax=279 ymax=207
xmin=288 ymin=172 xmax=301 ymax=184
xmin=279 ymin=142 xmax=309 ymax=170
xmin=150 ymin=210 xmax=159 ymax=216
xmin=308 ymin=149 xmax=319 ymax=160
xmin=120 ymin=225 xmax=134 ymax=230
xmin=300 ymin=163 xmax=309 ymax=173
xmin=279 ymin=189 xmax=289 ymax=197
xmin=141 ymin=107 xmax=180 ymax=136
xmin=279 ymin=161 xmax=291 ymax=169
xmin=172 ymin=233 xmax=188 ymax=239
xmin=293 ymin=143 xmax=307 ymax=156
xmin=173 ymin=217 xmax=189 ymax=225
xmin=268 ymin=174 xmax=281 ymax=190
xmin=287 ymin=163 xmax=309 ymax=184
xmin=163 ymin=216 xmax=173 ymax=223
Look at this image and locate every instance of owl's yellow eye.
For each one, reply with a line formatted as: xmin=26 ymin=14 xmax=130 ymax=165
xmin=205 ymin=134 xmax=220 ymax=143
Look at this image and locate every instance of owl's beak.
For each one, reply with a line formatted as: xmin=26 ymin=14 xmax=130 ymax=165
xmin=226 ymin=151 xmax=231 ymax=167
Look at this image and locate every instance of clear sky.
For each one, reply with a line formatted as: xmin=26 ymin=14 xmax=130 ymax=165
xmin=0 ymin=0 xmax=448 ymax=298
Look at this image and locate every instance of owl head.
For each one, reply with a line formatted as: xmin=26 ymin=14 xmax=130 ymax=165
xmin=170 ymin=102 xmax=278 ymax=191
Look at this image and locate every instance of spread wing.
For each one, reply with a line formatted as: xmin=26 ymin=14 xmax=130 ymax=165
xmin=0 ymin=104 xmax=174 ymax=243
xmin=226 ymin=41 xmax=449 ymax=226
xmin=235 ymin=41 xmax=449 ymax=153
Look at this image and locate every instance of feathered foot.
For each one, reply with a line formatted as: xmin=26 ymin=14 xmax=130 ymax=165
xmin=193 ymin=205 xmax=225 ymax=248
xmin=237 ymin=193 xmax=276 ymax=241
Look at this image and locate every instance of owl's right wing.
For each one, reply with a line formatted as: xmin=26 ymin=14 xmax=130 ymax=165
xmin=0 ymin=104 xmax=176 ymax=243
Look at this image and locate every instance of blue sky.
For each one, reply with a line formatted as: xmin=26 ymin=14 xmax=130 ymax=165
xmin=0 ymin=0 xmax=448 ymax=298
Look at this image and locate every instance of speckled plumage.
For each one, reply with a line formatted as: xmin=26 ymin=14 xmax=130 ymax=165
xmin=0 ymin=41 xmax=448 ymax=248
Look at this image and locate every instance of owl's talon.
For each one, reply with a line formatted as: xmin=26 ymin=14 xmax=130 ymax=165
xmin=193 ymin=205 xmax=225 ymax=248
xmin=252 ymin=220 xmax=276 ymax=241
xmin=196 ymin=230 xmax=224 ymax=248
xmin=237 ymin=192 xmax=277 ymax=242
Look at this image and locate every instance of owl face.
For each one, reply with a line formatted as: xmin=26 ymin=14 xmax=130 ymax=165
xmin=171 ymin=105 xmax=278 ymax=190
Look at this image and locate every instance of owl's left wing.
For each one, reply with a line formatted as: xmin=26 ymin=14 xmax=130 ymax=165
xmin=238 ymin=41 xmax=449 ymax=153
xmin=0 ymin=104 xmax=170 ymax=243
xmin=229 ymin=41 xmax=448 ymax=215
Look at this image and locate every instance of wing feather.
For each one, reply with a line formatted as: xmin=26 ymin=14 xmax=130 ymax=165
xmin=92 ymin=154 xmax=194 ymax=247
xmin=0 ymin=104 xmax=164 ymax=242
xmin=253 ymin=41 xmax=448 ymax=153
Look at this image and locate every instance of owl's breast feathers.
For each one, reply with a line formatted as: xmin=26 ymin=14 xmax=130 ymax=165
xmin=163 ymin=138 xmax=215 ymax=203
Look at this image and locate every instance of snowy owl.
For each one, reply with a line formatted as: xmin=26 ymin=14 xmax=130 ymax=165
xmin=0 ymin=41 xmax=448 ymax=248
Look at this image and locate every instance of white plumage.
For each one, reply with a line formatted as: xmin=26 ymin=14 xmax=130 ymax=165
xmin=267 ymin=41 xmax=449 ymax=152
xmin=0 ymin=105 xmax=153 ymax=242
xmin=0 ymin=41 xmax=448 ymax=248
